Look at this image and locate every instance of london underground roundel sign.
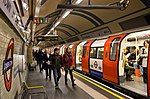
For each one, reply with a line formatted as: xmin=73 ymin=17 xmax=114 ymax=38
xmin=3 ymin=38 xmax=14 ymax=91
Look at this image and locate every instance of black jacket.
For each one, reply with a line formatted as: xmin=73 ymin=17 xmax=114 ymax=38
xmin=43 ymin=53 xmax=50 ymax=69
xmin=50 ymin=54 xmax=62 ymax=69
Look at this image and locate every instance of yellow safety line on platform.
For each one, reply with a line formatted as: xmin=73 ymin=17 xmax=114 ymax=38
xmin=73 ymin=72 xmax=125 ymax=99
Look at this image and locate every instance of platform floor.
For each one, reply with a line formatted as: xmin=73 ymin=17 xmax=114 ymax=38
xmin=27 ymin=68 xmax=132 ymax=99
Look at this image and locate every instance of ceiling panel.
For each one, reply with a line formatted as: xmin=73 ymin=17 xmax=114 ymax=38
xmin=62 ymin=14 xmax=94 ymax=32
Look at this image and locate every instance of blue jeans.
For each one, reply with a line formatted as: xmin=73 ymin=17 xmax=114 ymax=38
xmin=133 ymin=62 xmax=143 ymax=75
xmin=139 ymin=65 xmax=143 ymax=75
xmin=53 ymin=68 xmax=61 ymax=86
xmin=133 ymin=62 xmax=138 ymax=69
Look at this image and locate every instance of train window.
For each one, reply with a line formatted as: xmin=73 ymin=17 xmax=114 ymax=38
xmin=75 ymin=45 xmax=78 ymax=56
xmin=110 ymin=38 xmax=120 ymax=61
xmin=90 ymin=48 xmax=97 ymax=58
xmin=97 ymin=47 xmax=104 ymax=59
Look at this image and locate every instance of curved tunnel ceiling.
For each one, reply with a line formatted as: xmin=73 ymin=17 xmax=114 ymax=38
xmin=35 ymin=0 xmax=150 ymax=47
xmin=70 ymin=12 xmax=99 ymax=26
xmin=74 ymin=10 xmax=104 ymax=25
xmin=35 ymin=1 xmax=107 ymax=39
xmin=58 ymin=23 xmax=79 ymax=34
xmin=35 ymin=23 xmax=79 ymax=36
xmin=55 ymin=28 xmax=72 ymax=37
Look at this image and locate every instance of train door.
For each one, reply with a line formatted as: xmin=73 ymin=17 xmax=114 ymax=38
xmin=59 ymin=45 xmax=65 ymax=55
xmin=103 ymin=34 xmax=127 ymax=84
xmin=76 ymin=41 xmax=87 ymax=71
xmin=82 ymin=40 xmax=95 ymax=73
xmin=119 ymin=30 xmax=150 ymax=96
xmin=148 ymin=42 xmax=150 ymax=97
xmin=89 ymin=39 xmax=106 ymax=78
xmin=72 ymin=42 xmax=80 ymax=68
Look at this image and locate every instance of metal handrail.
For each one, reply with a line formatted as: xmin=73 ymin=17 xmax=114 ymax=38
xmin=18 ymin=81 xmax=48 ymax=99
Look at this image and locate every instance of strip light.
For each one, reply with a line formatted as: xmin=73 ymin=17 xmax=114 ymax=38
xmin=54 ymin=21 xmax=60 ymax=27
xmin=62 ymin=11 xmax=71 ymax=18
xmin=46 ymin=0 xmax=83 ymax=36
xmin=75 ymin=0 xmax=83 ymax=4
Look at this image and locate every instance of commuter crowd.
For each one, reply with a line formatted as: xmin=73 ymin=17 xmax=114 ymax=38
xmin=32 ymin=47 xmax=76 ymax=89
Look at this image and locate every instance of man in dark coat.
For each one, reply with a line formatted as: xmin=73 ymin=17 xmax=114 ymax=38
xmin=51 ymin=48 xmax=62 ymax=89
xmin=36 ymin=49 xmax=43 ymax=72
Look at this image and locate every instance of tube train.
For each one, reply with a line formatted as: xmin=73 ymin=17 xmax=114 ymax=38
xmin=49 ymin=28 xmax=150 ymax=97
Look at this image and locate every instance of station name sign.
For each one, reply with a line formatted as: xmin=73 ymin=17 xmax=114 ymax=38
xmin=3 ymin=38 xmax=14 ymax=92
xmin=3 ymin=58 xmax=13 ymax=74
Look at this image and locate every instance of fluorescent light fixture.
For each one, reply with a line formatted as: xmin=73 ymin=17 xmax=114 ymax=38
xmin=51 ymin=27 xmax=54 ymax=31
xmin=62 ymin=11 xmax=71 ymax=18
xmin=47 ymin=31 xmax=50 ymax=34
xmin=43 ymin=1 xmax=80 ymax=39
xmin=75 ymin=0 xmax=83 ymax=4
xmin=54 ymin=21 xmax=60 ymax=27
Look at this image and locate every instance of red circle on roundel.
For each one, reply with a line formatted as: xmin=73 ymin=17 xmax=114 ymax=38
xmin=3 ymin=38 xmax=14 ymax=91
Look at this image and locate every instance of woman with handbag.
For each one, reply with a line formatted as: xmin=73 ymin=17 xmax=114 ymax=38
xmin=63 ymin=47 xmax=76 ymax=87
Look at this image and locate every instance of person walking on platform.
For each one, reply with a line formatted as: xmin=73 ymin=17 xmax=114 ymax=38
xmin=51 ymin=48 xmax=62 ymax=88
xmin=43 ymin=50 xmax=51 ymax=80
xmin=37 ymin=49 xmax=44 ymax=72
xmin=62 ymin=47 xmax=76 ymax=87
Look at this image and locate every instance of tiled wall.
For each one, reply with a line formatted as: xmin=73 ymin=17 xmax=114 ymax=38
xmin=0 ymin=15 xmax=27 ymax=99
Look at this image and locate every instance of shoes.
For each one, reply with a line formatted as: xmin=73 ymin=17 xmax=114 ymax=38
xmin=72 ymin=84 xmax=77 ymax=87
xmin=126 ymin=78 xmax=134 ymax=81
xmin=55 ymin=85 xmax=59 ymax=89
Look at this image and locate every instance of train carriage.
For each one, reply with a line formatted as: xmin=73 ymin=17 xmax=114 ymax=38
xmin=55 ymin=29 xmax=150 ymax=97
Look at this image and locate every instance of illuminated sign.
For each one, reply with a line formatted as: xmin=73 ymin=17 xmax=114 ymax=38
xmin=34 ymin=17 xmax=48 ymax=24
xmin=34 ymin=17 xmax=48 ymax=23
xmin=3 ymin=38 xmax=14 ymax=92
